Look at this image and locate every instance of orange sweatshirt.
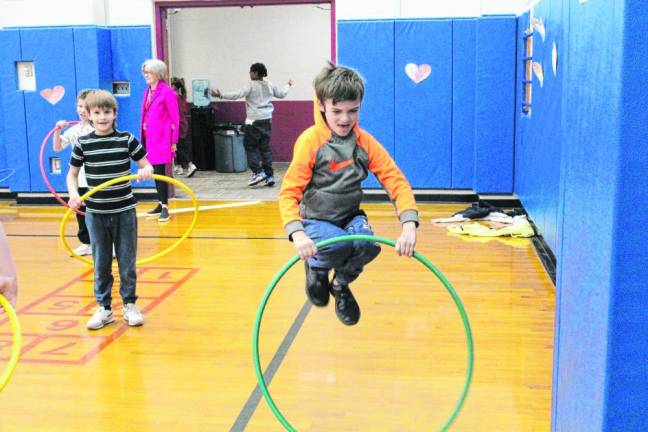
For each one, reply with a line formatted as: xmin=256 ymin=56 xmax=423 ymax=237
xmin=279 ymin=101 xmax=418 ymax=238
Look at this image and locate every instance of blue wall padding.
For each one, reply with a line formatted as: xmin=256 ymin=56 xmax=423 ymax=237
xmin=474 ymin=17 xmax=517 ymax=193
xmin=20 ymin=27 xmax=78 ymax=193
xmin=0 ymin=29 xmax=30 ymax=190
xmin=110 ymin=26 xmax=153 ymax=188
xmin=451 ymin=19 xmax=477 ymax=188
xmin=73 ymin=27 xmax=113 ymax=92
xmin=552 ymin=0 xmax=622 ymax=428
xmin=337 ymin=20 xmax=394 ymax=188
xmin=514 ymin=5 xmax=564 ymax=254
xmin=395 ymin=20 xmax=452 ymax=188
xmin=0 ymin=25 xmax=151 ymax=193
xmin=110 ymin=26 xmax=151 ymax=140
xmin=510 ymin=0 xmax=648 ymax=430
xmin=607 ymin=1 xmax=648 ymax=428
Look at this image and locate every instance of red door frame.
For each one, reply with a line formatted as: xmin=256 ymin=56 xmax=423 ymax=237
xmin=153 ymin=0 xmax=336 ymax=63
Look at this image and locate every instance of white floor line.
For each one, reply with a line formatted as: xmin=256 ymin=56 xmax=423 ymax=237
xmin=137 ymin=200 xmax=262 ymax=218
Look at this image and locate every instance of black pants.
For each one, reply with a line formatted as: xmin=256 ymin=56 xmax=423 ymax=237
xmin=175 ymin=137 xmax=193 ymax=169
xmin=77 ymin=187 xmax=90 ymax=244
xmin=244 ymin=120 xmax=273 ymax=176
xmin=153 ymin=164 xmax=168 ymax=204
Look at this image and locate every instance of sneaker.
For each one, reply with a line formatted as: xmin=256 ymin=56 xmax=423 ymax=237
xmin=147 ymin=204 xmax=162 ymax=216
xmin=72 ymin=243 xmax=92 ymax=257
xmin=123 ymin=303 xmax=144 ymax=326
xmin=265 ymin=175 xmax=275 ymax=187
xmin=175 ymin=168 xmax=184 ymax=176
xmin=87 ymin=307 xmax=115 ymax=330
xmin=247 ymin=172 xmax=267 ymax=186
xmin=158 ymin=206 xmax=170 ymax=223
xmin=331 ymin=277 xmax=360 ymax=326
xmin=173 ymin=165 xmax=183 ymax=175
xmin=186 ymin=163 xmax=198 ymax=178
xmin=305 ymin=263 xmax=331 ymax=307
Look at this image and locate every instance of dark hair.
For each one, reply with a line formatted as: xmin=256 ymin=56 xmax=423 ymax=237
xmin=170 ymin=77 xmax=187 ymax=98
xmin=77 ymin=89 xmax=93 ymax=101
xmin=313 ymin=61 xmax=364 ymax=104
xmin=250 ymin=63 xmax=267 ymax=78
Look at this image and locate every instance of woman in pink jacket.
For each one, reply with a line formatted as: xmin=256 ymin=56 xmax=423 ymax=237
xmin=140 ymin=59 xmax=179 ymax=223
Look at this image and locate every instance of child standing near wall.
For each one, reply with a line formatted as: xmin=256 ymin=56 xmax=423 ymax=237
xmin=67 ymin=90 xmax=153 ymax=330
xmin=211 ymin=63 xmax=293 ymax=187
xmin=170 ymin=77 xmax=197 ymax=178
xmin=279 ymin=62 xmax=418 ymax=326
xmin=53 ymin=89 xmax=94 ymax=256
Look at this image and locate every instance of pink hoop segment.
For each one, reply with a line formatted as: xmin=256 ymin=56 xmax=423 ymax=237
xmin=39 ymin=121 xmax=84 ymax=216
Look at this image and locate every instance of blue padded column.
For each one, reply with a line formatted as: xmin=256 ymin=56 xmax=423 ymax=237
xmin=474 ymin=17 xmax=516 ymax=193
xmin=338 ymin=20 xmax=394 ymax=188
xmin=452 ymin=19 xmax=477 ymax=189
xmin=20 ymin=27 xmax=77 ymax=192
xmin=395 ymin=20 xmax=452 ymax=188
xmin=553 ymin=0 xmax=648 ymax=430
xmin=606 ymin=1 xmax=648 ymax=429
xmin=110 ymin=26 xmax=151 ymax=139
xmin=74 ymin=27 xmax=113 ymax=92
xmin=0 ymin=29 xmax=29 ymax=190
xmin=110 ymin=26 xmax=153 ymax=189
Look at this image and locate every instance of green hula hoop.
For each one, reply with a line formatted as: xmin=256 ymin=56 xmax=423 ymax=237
xmin=252 ymin=234 xmax=474 ymax=431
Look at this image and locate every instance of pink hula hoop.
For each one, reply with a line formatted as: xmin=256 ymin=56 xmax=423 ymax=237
xmin=39 ymin=121 xmax=84 ymax=216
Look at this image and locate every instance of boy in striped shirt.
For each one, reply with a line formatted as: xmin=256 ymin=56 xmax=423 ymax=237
xmin=67 ymin=90 xmax=154 ymax=330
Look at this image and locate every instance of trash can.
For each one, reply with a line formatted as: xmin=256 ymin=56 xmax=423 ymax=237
xmin=213 ymin=125 xmax=247 ymax=173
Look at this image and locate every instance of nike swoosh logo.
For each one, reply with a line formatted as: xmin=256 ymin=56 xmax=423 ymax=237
xmin=329 ymin=158 xmax=353 ymax=172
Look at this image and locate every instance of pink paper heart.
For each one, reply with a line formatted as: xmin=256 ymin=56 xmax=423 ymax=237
xmin=40 ymin=85 xmax=65 ymax=105
xmin=405 ymin=63 xmax=432 ymax=84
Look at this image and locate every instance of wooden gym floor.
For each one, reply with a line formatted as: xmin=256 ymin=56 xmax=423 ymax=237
xmin=0 ymin=199 xmax=554 ymax=431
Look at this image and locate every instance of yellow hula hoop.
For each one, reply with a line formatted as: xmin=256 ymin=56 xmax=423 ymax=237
xmin=0 ymin=294 xmax=22 ymax=392
xmin=60 ymin=174 xmax=199 ymax=266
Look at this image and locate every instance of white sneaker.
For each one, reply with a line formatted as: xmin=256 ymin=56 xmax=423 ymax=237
xmin=247 ymin=172 xmax=267 ymax=186
xmin=186 ymin=163 xmax=198 ymax=178
xmin=87 ymin=307 xmax=115 ymax=330
xmin=72 ymin=243 xmax=92 ymax=257
xmin=123 ymin=303 xmax=144 ymax=326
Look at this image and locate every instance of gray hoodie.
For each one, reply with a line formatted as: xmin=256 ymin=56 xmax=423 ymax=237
xmin=219 ymin=80 xmax=290 ymax=122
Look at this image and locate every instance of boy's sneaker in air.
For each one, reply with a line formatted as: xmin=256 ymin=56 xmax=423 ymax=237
xmin=147 ymin=204 xmax=162 ymax=216
xmin=247 ymin=172 xmax=266 ymax=186
xmin=186 ymin=163 xmax=198 ymax=178
xmin=331 ymin=277 xmax=360 ymax=326
xmin=72 ymin=243 xmax=92 ymax=257
xmin=87 ymin=307 xmax=115 ymax=330
xmin=305 ymin=263 xmax=331 ymax=307
xmin=158 ymin=206 xmax=170 ymax=223
xmin=123 ymin=303 xmax=144 ymax=326
xmin=265 ymin=175 xmax=275 ymax=187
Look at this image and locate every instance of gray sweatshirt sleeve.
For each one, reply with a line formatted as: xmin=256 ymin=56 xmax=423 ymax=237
xmin=270 ymin=82 xmax=291 ymax=99
xmin=219 ymin=82 xmax=252 ymax=100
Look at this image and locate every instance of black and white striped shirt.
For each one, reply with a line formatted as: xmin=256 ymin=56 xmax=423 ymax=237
xmin=70 ymin=130 xmax=147 ymax=214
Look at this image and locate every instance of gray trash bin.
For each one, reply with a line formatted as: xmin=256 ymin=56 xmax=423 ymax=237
xmin=213 ymin=127 xmax=247 ymax=173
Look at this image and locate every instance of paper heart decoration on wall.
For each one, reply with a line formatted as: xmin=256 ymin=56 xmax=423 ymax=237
xmin=532 ymin=62 xmax=544 ymax=87
xmin=40 ymin=85 xmax=65 ymax=105
xmin=405 ymin=63 xmax=431 ymax=84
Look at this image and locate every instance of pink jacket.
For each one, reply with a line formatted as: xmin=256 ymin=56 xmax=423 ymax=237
xmin=140 ymin=80 xmax=179 ymax=165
